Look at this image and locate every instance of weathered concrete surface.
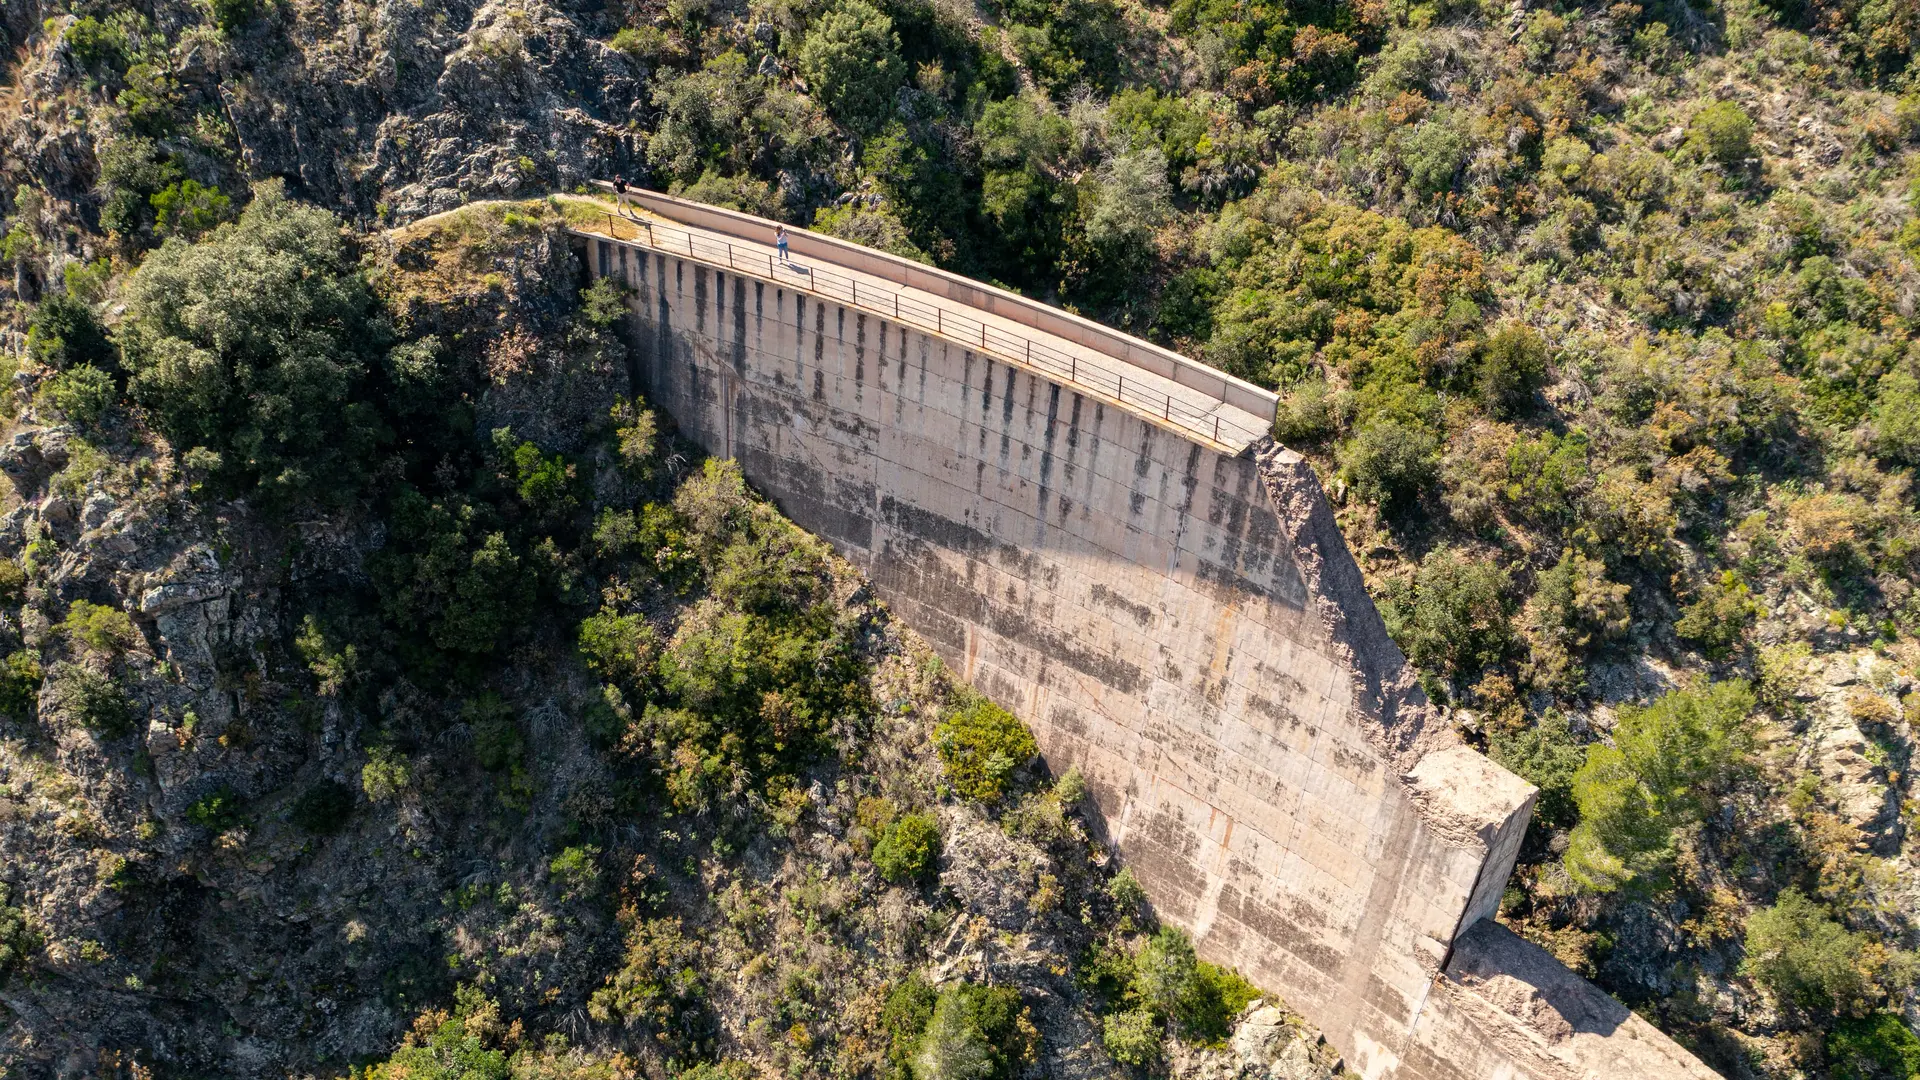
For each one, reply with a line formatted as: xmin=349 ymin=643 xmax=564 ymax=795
xmin=572 ymin=205 xmax=1720 ymax=1080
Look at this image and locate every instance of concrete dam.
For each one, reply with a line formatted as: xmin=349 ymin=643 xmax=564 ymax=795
xmin=568 ymin=186 xmax=1720 ymax=1080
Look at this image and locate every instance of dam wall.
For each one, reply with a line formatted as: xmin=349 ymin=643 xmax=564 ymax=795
xmin=571 ymin=197 xmax=1720 ymax=1080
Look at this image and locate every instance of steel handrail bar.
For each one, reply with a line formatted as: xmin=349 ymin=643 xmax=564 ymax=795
xmin=594 ymin=210 xmax=1257 ymax=447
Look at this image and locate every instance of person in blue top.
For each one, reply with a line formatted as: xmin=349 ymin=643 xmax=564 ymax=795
xmin=776 ymin=224 xmax=789 ymax=264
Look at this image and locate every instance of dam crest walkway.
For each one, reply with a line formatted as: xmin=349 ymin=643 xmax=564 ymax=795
xmin=563 ymin=184 xmax=1278 ymax=455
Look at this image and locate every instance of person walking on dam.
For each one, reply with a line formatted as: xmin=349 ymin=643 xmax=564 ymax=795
xmin=776 ymin=224 xmax=789 ymax=264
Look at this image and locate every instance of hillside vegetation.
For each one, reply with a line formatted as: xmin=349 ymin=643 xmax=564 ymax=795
xmin=2 ymin=0 xmax=1920 ymax=1075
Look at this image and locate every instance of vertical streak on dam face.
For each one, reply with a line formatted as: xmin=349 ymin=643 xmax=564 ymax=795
xmin=583 ymin=230 xmax=1723 ymax=1080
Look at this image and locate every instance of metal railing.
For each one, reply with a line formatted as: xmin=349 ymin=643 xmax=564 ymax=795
xmin=584 ymin=208 xmax=1266 ymax=449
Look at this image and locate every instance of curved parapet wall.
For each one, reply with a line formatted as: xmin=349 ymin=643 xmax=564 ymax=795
xmin=571 ymin=204 xmax=1720 ymax=1080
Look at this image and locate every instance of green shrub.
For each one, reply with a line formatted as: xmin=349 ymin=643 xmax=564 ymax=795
xmin=1477 ymin=324 xmax=1549 ymax=416
xmin=150 ymin=179 xmax=231 ymax=239
xmin=1272 ymin=374 xmax=1337 ymax=445
xmin=1828 ymin=1012 xmax=1920 ymax=1080
xmin=798 ymin=0 xmax=906 ymax=132
xmin=881 ymin=975 xmax=937 ymax=1078
xmin=35 ymin=366 xmax=117 ymax=428
xmin=1126 ymin=928 xmax=1258 ymax=1043
xmin=913 ymin=982 xmax=1031 ymax=1080
xmin=209 ymin=0 xmax=262 ymax=32
xmin=1521 ymin=549 xmax=1629 ymax=692
xmin=1489 ymin=713 xmax=1585 ymax=829
xmin=0 ymin=560 xmax=24 ymax=603
xmin=0 ymin=883 xmax=39 ymax=984
xmin=361 ymin=747 xmax=412 ymax=802
xmin=1338 ymin=417 xmax=1440 ymax=508
xmin=872 ymin=812 xmax=942 ymax=884
xmin=1566 ymin=680 xmax=1754 ymax=892
xmin=63 ymin=600 xmax=137 ymax=656
xmin=587 ymin=915 xmax=711 ymax=1052
xmin=548 ymin=845 xmax=602 ymax=899
xmin=1674 ymin=572 xmax=1759 ymax=660
xmin=935 ymin=698 xmax=1038 ymax=802
xmin=1686 ymin=101 xmax=1755 ymax=168
xmin=1870 ymin=365 xmax=1920 ymax=466
xmin=1102 ymin=1006 xmax=1160 ymax=1065
xmin=289 ymin=780 xmax=354 ymax=834
xmin=187 ymin=785 xmax=245 ymax=831
xmin=360 ymin=986 xmax=510 ymax=1080
xmin=578 ymin=608 xmax=658 ymax=685
xmin=26 ymin=291 xmax=115 ymax=372
xmin=1380 ymin=548 xmax=1514 ymax=683
xmin=611 ymin=399 xmax=658 ymax=474
xmin=46 ymin=662 xmax=129 ymax=734
xmin=0 ymin=652 xmax=42 ymax=716
xmin=120 ymin=181 xmax=384 ymax=505
xmin=1742 ymin=889 xmax=1880 ymax=1013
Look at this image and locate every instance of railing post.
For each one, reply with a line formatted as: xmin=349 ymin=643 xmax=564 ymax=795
xmin=1071 ymin=356 xmax=1076 ymax=382
xmin=1118 ymin=375 xmax=1124 ymax=401
xmin=1214 ymin=415 xmax=1221 ymax=443
xmin=1164 ymin=396 xmax=1170 ymax=420
xmin=937 ymin=309 xmax=943 ymax=336
xmin=1025 ymin=339 xmax=1031 ymax=365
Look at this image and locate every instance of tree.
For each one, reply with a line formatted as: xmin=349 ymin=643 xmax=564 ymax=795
xmin=913 ymin=982 xmax=1030 ymax=1080
xmin=119 ymin=181 xmax=384 ymax=504
xmin=1566 ymin=680 xmax=1755 ymax=892
xmin=798 ymin=0 xmax=906 ymax=133
xmin=1381 ymin=547 xmax=1514 ymax=682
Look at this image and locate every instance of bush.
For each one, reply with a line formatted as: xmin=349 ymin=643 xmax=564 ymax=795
xmin=187 ymin=785 xmax=246 ymax=830
xmin=1381 ymin=548 xmax=1514 ymax=683
xmin=881 ymin=976 xmax=938 ymax=1078
xmin=587 ymin=915 xmax=711 ymax=1052
xmin=548 ymin=845 xmax=602 ymax=898
xmin=46 ymin=662 xmax=130 ymax=735
xmin=872 ymin=811 xmax=942 ymax=884
xmin=150 ymin=179 xmax=231 ymax=239
xmin=0 ymin=883 xmax=37 ymax=983
xmin=0 ymin=652 xmax=41 ymax=716
xmin=935 ymin=698 xmax=1038 ymax=802
xmin=25 ymin=291 xmax=114 ymax=372
xmin=1828 ymin=1012 xmax=1920 ymax=1080
xmin=913 ymin=982 xmax=1031 ymax=1080
xmin=1741 ymin=889 xmax=1880 ymax=1013
xmin=1489 ymin=713 xmax=1585 ymax=829
xmin=1102 ymin=1007 xmax=1160 ymax=1065
xmin=361 ymin=747 xmax=412 ymax=802
xmin=1687 ymin=101 xmax=1755 ymax=168
xmin=1870 ymin=365 xmax=1920 ymax=466
xmin=1674 ymin=571 xmax=1759 ymax=659
xmin=1338 ymin=417 xmax=1440 ymax=509
xmin=578 ymin=608 xmax=658 ymax=685
xmin=289 ymin=780 xmax=354 ymax=834
xmin=1520 ymin=549 xmax=1629 ymax=692
xmin=63 ymin=600 xmax=137 ymax=656
xmin=798 ymin=0 xmax=906 ymax=132
xmin=35 ymin=365 xmax=117 ymax=428
xmin=1477 ymin=324 xmax=1549 ymax=416
xmin=1566 ymin=680 xmax=1754 ymax=892
xmin=1127 ymin=928 xmax=1258 ymax=1043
